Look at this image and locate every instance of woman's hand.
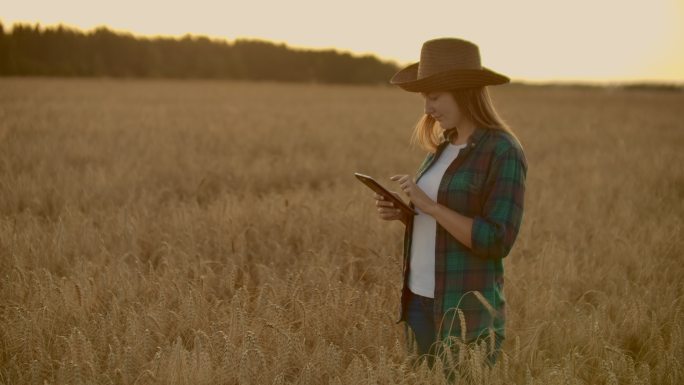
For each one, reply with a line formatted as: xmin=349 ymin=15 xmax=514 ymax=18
xmin=374 ymin=192 xmax=407 ymax=224
xmin=390 ymin=174 xmax=436 ymax=215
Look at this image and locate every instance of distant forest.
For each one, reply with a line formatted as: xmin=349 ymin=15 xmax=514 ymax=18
xmin=0 ymin=21 xmax=401 ymax=85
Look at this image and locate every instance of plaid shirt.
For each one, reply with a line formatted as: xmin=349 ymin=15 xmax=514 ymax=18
xmin=396 ymin=125 xmax=527 ymax=344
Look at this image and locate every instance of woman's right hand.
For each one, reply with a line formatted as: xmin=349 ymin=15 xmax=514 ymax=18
xmin=374 ymin=192 xmax=407 ymax=224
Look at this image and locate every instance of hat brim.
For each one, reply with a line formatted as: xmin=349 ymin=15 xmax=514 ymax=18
xmin=389 ymin=62 xmax=510 ymax=92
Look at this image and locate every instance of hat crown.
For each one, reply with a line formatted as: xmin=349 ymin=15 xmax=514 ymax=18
xmin=417 ymin=38 xmax=482 ymax=79
xmin=388 ymin=36 xmax=509 ymax=92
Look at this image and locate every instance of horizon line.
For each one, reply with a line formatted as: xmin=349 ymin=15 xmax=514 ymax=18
xmin=2 ymin=18 xmax=683 ymax=86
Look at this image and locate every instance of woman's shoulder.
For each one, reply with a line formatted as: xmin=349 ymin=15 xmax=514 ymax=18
xmin=487 ymin=129 xmax=524 ymax=157
xmin=484 ymin=128 xmax=527 ymax=167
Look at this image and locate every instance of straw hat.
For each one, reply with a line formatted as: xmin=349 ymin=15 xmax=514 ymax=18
xmin=390 ymin=38 xmax=509 ymax=92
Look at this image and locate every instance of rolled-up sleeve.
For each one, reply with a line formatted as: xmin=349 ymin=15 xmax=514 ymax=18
xmin=471 ymin=146 xmax=527 ymax=259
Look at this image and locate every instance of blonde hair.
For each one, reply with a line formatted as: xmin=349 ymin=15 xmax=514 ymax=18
xmin=410 ymin=86 xmax=522 ymax=153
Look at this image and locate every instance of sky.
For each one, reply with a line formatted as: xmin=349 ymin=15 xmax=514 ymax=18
xmin=3 ymin=0 xmax=683 ymax=84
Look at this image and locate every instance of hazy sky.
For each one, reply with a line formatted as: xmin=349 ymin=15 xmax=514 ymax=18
xmin=3 ymin=0 xmax=683 ymax=83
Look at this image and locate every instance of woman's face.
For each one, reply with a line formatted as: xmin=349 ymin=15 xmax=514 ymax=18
xmin=421 ymin=91 xmax=462 ymax=129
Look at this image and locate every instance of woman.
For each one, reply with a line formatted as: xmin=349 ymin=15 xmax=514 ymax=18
xmin=374 ymin=38 xmax=527 ymax=368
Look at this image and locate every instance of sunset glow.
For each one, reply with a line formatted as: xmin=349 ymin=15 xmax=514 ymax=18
xmin=3 ymin=0 xmax=683 ymax=84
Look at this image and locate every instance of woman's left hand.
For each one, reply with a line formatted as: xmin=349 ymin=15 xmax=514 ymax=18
xmin=390 ymin=174 xmax=436 ymax=215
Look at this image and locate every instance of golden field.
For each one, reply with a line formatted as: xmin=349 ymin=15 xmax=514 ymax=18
xmin=0 ymin=77 xmax=682 ymax=384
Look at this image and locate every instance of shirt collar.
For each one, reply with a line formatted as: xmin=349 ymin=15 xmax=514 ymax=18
xmin=439 ymin=125 xmax=487 ymax=151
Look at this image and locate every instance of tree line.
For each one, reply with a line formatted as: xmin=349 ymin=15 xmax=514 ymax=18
xmin=0 ymin=21 xmax=401 ymax=85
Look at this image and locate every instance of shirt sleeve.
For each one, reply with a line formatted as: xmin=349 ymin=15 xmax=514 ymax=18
xmin=470 ymin=146 xmax=527 ymax=259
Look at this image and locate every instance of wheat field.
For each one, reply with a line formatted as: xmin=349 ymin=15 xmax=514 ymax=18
xmin=0 ymin=77 xmax=682 ymax=384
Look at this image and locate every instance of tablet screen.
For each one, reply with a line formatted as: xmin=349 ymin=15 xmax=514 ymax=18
xmin=354 ymin=173 xmax=417 ymax=215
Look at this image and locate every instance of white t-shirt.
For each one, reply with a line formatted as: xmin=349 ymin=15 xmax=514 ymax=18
xmin=408 ymin=142 xmax=468 ymax=298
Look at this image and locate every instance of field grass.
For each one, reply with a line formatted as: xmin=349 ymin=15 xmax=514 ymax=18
xmin=0 ymin=77 xmax=682 ymax=384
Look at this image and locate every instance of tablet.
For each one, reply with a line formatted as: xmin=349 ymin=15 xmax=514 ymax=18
xmin=354 ymin=173 xmax=418 ymax=216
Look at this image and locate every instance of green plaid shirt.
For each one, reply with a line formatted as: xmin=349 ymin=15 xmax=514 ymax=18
xmin=396 ymin=125 xmax=527 ymax=343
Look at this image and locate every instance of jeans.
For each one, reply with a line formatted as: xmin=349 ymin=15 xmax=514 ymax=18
xmin=405 ymin=290 xmax=503 ymax=369
xmin=406 ymin=289 xmax=438 ymax=360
